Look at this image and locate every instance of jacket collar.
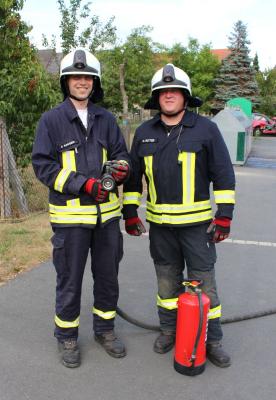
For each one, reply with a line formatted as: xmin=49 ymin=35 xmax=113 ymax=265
xmin=152 ymin=110 xmax=198 ymax=128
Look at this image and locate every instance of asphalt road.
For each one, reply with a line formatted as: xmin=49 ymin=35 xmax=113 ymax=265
xmin=1 ymin=137 xmax=276 ymax=400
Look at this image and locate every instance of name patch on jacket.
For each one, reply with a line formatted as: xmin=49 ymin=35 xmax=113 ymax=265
xmin=57 ymin=140 xmax=80 ymax=151
xmin=141 ymin=138 xmax=158 ymax=144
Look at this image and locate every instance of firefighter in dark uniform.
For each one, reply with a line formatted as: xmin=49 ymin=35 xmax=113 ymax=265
xmin=32 ymin=48 xmax=131 ymax=368
xmin=122 ymin=64 xmax=235 ymax=368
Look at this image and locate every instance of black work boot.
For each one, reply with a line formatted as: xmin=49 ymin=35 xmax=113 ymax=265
xmin=206 ymin=342 xmax=231 ymax=368
xmin=153 ymin=331 xmax=175 ymax=354
xmin=58 ymin=338 xmax=80 ymax=368
xmin=94 ymin=331 xmax=126 ymax=358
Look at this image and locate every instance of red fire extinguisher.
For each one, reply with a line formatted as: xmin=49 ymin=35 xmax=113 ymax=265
xmin=174 ymin=280 xmax=210 ymax=376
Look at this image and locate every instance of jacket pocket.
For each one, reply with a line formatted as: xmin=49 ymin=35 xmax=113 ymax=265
xmin=177 ymin=140 xmax=203 ymax=153
xmin=51 ymin=231 xmax=67 ymax=276
xmin=137 ymin=141 xmax=158 ymax=157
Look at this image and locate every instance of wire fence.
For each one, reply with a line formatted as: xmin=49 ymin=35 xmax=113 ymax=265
xmin=0 ymin=116 xmax=147 ymax=222
xmin=0 ymin=119 xmax=48 ymax=221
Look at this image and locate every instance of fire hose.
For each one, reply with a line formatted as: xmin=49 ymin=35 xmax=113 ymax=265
xmin=100 ymin=163 xmax=276 ymax=330
xmin=116 ymin=306 xmax=276 ymax=331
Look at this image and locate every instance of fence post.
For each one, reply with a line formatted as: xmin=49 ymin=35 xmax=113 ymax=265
xmin=6 ymin=135 xmax=29 ymax=214
xmin=0 ymin=118 xmax=11 ymax=218
xmin=0 ymin=118 xmax=29 ymax=219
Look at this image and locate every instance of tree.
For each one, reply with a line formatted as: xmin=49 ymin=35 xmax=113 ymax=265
xmin=123 ymin=26 xmax=155 ymax=111
xmin=0 ymin=0 xmax=60 ymax=164
xmin=212 ymin=20 xmax=260 ymax=112
xmin=168 ymin=38 xmax=220 ymax=112
xmin=57 ymin=0 xmax=117 ymax=54
xmin=253 ymin=53 xmax=260 ymax=72
xmin=255 ymin=67 xmax=276 ymax=116
xmin=99 ymin=26 xmax=155 ymax=113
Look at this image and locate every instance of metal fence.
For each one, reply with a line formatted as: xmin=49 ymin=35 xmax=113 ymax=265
xmin=0 ymin=116 xmax=145 ymax=221
xmin=0 ymin=119 xmax=48 ymax=221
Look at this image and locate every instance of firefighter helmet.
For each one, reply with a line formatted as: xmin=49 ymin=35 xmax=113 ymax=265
xmin=144 ymin=63 xmax=202 ymax=109
xmin=60 ymin=48 xmax=103 ymax=102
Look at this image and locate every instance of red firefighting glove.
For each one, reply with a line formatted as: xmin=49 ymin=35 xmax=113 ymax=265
xmin=125 ymin=217 xmax=146 ymax=236
xmin=107 ymin=160 xmax=130 ymax=184
xmin=84 ymin=178 xmax=108 ymax=203
xmin=207 ymin=217 xmax=231 ymax=243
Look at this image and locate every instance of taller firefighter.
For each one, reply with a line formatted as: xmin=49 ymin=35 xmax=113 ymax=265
xmin=122 ymin=64 xmax=235 ymax=368
xmin=32 ymin=48 xmax=131 ymax=368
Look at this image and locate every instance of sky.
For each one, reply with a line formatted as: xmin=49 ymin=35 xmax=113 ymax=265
xmin=20 ymin=0 xmax=276 ymax=71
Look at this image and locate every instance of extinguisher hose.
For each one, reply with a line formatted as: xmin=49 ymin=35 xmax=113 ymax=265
xmin=116 ymin=306 xmax=276 ymax=331
xmin=190 ymin=290 xmax=203 ymax=366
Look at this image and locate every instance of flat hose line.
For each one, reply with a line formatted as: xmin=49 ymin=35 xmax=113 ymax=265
xmin=116 ymin=306 xmax=276 ymax=332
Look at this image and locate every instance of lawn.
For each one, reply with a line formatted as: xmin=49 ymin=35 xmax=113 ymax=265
xmin=0 ymin=213 xmax=52 ymax=285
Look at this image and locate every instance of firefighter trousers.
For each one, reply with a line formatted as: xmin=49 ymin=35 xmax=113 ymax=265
xmin=51 ymin=220 xmax=123 ymax=341
xmin=149 ymin=222 xmax=223 ymax=343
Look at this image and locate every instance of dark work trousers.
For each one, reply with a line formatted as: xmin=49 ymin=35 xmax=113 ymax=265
xmin=149 ymin=222 xmax=223 ymax=343
xmin=51 ymin=219 xmax=123 ymax=341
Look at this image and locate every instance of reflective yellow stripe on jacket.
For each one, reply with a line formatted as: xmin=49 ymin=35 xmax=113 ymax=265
xmin=49 ymin=196 xmax=121 ymax=225
xmin=123 ymin=192 xmax=143 ymax=206
xmin=123 ymin=150 xmax=214 ymax=225
xmin=178 ymin=151 xmax=196 ymax=204
xmin=214 ymin=190 xmax=235 ymax=204
xmin=144 ymin=156 xmax=157 ymax=204
xmin=54 ymin=150 xmax=76 ymax=193
xmin=51 ymin=147 xmax=121 ymax=225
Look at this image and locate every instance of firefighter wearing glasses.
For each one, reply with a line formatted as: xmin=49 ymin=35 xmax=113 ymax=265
xmin=122 ymin=64 xmax=235 ymax=368
xmin=32 ymin=48 xmax=130 ymax=368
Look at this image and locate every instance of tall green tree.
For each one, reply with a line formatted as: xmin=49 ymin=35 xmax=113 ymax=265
xmin=212 ymin=20 xmax=259 ymax=112
xmin=253 ymin=53 xmax=260 ymax=72
xmin=0 ymin=0 xmax=59 ymax=164
xmin=57 ymin=0 xmax=117 ymax=54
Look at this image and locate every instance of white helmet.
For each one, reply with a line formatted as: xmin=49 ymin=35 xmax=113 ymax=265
xmin=144 ymin=63 xmax=202 ymax=109
xmin=60 ymin=48 xmax=103 ymax=102
xmin=151 ymin=63 xmax=192 ymax=95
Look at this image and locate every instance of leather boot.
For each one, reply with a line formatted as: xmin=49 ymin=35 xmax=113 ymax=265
xmin=95 ymin=331 xmax=126 ymax=358
xmin=153 ymin=331 xmax=175 ymax=354
xmin=206 ymin=342 xmax=231 ymax=368
xmin=58 ymin=338 xmax=80 ymax=368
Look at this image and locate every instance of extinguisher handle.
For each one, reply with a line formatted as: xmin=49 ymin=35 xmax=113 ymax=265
xmin=183 ymin=279 xmax=203 ymax=288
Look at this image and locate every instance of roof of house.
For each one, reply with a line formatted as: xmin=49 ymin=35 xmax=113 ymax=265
xmin=37 ymin=48 xmax=232 ymax=75
xmin=37 ymin=49 xmax=62 ymax=74
xmin=210 ymin=49 xmax=231 ymax=61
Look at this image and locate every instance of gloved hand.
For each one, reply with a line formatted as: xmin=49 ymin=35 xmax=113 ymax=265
xmin=207 ymin=217 xmax=231 ymax=243
xmin=125 ymin=217 xmax=146 ymax=236
xmin=84 ymin=178 xmax=108 ymax=203
xmin=107 ymin=160 xmax=130 ymax=184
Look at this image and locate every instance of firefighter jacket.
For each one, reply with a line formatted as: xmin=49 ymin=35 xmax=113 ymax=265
xmin=32 ymin=98 xmax=130 ymax=228
xmin=122 ymin=110 xmax=235 ymax=226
